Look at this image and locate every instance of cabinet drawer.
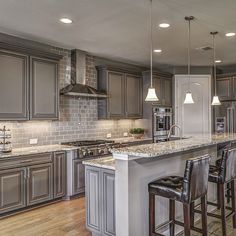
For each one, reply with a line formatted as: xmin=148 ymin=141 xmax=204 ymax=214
xmin=0 ymin=153 xmax=53 ymax=170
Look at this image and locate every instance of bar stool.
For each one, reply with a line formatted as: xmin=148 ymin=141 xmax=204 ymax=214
xmin=196 ymin=147 xmax=236 ymax=236
xmin=148 ymin=154 xmax=211 ymax=236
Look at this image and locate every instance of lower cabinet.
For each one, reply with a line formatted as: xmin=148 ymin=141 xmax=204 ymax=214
xmin=0 ymin=151 xmax=66 ymax=216
xmin=86 ymin=166 xmax=116 ymax=236
xmin=27 ymin=163 xmax=53 ymax=206
xmin=54 ymin=152 xmax=66 ymax=198
xmin=73 ymin=159 xmax=86 ymax=195
xmin=0 ymin=168 xmax=26 ymax=213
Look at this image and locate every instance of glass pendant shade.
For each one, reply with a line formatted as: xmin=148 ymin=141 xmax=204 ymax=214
xmin=184 ymin=92 xmax=194 ymax=104
xmin=211 ymin=95 xmax=221 ymax=105
xmin=145 ymin=87 xmax=159 ymax=102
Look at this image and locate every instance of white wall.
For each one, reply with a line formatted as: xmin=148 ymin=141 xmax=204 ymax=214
xmin=175 ymin=75 xmax=212 ymax=136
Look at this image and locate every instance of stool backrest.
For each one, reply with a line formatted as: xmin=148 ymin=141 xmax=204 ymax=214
xmin=220 ymin=148 xmax=236 ymax=183
xmin=182 ymin=154 xmax=211 ymax=202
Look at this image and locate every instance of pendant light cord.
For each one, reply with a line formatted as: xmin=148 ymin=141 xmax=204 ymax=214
xmin=187 ymin=19 xmax=191 ymax=91
xmin=213 ymin=33 xmax=217 ymax=95
xmin=150 ymin=0 xmax=153 ymax=87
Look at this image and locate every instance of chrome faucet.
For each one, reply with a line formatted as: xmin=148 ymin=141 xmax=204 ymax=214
xmin=167 ymin=124 xmax=182 ymax=140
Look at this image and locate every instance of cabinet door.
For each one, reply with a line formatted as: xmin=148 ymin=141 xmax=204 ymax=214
xmin=108 ymin=71 xmax=125 ymax=118
xmin=30 ymin=56 xmax=58 ymax=120
xmin=162 ymin=78 xmax=172 ymax=106
xmin=73 ymin=159 xmax=85 ymax=195
xmin=54 ymin=152 xmax=66 ymax=198
xmin=125 ymin=74 xmax=142 ymax=118
xmin=153 ymin=76 xmax=162 ymax=105
xmin=232 ymin=77 xmax=236 ymax=100
xmin=27 ymin=163 xmax=53 ymax=206
xmin=102 ymin=170 xmax=116 ymax=236
xmin=0 ymin=168 xmax=26 ymax=214
xmin=0 ymin=50 xmax=28 ymax=120
xmin=216 ymin=77 xmax=231 ymax=101
xmin=85 ymin=166 xmax=101 ymax=234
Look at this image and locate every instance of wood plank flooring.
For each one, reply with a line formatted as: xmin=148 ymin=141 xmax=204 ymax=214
xmin=0 ymin=198 xmax=91 ymax=236
xmin=0 ymin=197 xmax=236 ymax=236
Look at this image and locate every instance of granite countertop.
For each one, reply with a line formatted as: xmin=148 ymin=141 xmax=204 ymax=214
xmin=0 ymin=144 xmax=78 ymax=158
xmin=111 ymin=133 xmax=236 ymax=160
xmin=108 ymin=137 xmax=152 ymax=143
xmin=82 ymin=156 xmax=115 ymax=170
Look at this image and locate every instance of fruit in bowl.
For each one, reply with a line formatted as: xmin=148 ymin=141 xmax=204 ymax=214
xmin=129 ymin=128 xmax=145 ymax=139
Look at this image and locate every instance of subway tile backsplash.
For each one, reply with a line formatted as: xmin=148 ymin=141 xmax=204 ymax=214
xmin=0 ymin=48 xmax=140 ymax=148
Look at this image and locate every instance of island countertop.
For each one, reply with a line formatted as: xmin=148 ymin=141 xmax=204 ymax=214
xmin=82 ymin=156 xmax=115 ymax=170
xmin=111 ymin=133 xmax=236 ymax=160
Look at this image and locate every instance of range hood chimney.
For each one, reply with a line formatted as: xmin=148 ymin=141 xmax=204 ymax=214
xmin=60 ymin=49 xmax=107 ymax=98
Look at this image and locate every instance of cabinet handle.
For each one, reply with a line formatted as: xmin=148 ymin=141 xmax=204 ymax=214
xmin=23 ymin=169 xmax=27 ymax=180
xmin=20 ymin=159 xmax=33 ymax=163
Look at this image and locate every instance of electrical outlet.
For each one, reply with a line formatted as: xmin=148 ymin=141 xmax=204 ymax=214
xmin=106 ymin=133 xmax=112 ymax=138
xmin=30 ymin=138 xmax=38 ymax=145
xmin=123 ymin=132 xmax=128 ymax=137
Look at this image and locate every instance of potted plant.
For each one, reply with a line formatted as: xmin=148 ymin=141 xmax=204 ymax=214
xmin=129 ymin=128 xmax=145 ymax=139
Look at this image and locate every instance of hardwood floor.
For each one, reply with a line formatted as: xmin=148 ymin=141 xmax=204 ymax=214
xmin=0 ymin=198 xmax=91 ymax=236
xmin=1 ymin=197 xmax=236 ymax=236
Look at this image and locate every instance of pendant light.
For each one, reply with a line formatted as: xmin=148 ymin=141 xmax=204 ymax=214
xmin=145 ymin=0 xmax=159 ymax=102
xmin=184 ymin=16 xmax=194 ymax=104
xmin=211 ymin=31 xmax=221 ymax=106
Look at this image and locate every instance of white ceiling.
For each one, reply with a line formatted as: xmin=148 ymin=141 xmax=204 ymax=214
xmin=0 ymin=0 xmax=236 ymax=66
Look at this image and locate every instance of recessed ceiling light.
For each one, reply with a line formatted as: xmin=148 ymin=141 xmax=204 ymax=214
xmin=60 ymin=18 xmax=73 ymax=24
xmin=153 ymin=49 xmax=162 ymax=53
xmin=215 ymin=60 xmax=222 ymax=63
xmin=225 ymin=32 xmax=235 ymax=37
xmin=159 ymin=23 xmax=170 ymax=28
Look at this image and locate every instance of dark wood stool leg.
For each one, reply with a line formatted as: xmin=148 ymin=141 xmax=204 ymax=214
xmin=217 ymin=183 xmax=220 ymax=209
xmin=231 ymin=179 xmax=236 ymax=228
xmin=219 ymin=183 xmax=227 ymax=236
xmin=149 ymin=193 xmax=156 ymax=236
xmin=201 ymin=195 xmax=208 ymax=236
xmin=169 ymin=199 xmax=175 ymax=236
xmin=190 ymin=201 xmax=194 ymax=228
xmin=227 ymin=182 xmax=231 ymax=204
xmin=183 ymin=203 xmax=191 ymax=236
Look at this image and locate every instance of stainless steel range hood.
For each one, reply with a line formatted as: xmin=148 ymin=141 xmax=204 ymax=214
xmin=60 ymin=49 xmax=107 ymax=98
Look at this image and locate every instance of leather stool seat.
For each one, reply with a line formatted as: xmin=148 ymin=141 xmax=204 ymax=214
xmin=149 ymin=176 xmax=183 ymax=201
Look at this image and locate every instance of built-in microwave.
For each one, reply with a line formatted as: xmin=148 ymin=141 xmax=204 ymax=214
xmin=153 ymin=107 xmax=173 ymax=142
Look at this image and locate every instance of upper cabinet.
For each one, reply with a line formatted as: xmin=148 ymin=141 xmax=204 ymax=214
xmin=216 ymin=75 xmax=236 ymax=101
xmin=0 ymin=34 xmax=62 ymax=121
xmin=97 ymin=66 xmax=142 ymax=119
xmin=143 ymin=71 xmax=173 ymax=107
xmin=0 ymin=50 xmax=28 ymax=120
xmin=30 ymin=57 xmax=58 ymax=120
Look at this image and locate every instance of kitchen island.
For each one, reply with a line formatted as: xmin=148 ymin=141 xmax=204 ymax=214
xmin=84 ymin=134 xmax=236 ymax=236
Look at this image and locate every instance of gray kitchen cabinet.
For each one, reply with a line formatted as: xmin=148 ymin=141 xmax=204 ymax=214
xmin=86 ymin=166 xmax=101 ymax=234
xmin=54 ymin=152 xmax=66 ymax=198
xmin=216 ymin=77 xmax=231 ymax=101
xmin=162 ymin=77 xmax=172 ymax=106
xmin=153 ymin=76 xmax=162 ymax=105
xmin=125 ymin=74 xmax=142 ymax=118
xmin=0 ymin=50 xmax=28 ymax=120
xmin=232 ymin=76 xmax=236 ymax=100
xmin=102 ymin=169 xmax=116 ymax=236
xmin=30 ymin=56 xmax=59 ymax=120
xmin=0 ymin=167 xmax=26 ymax=213
xmin=73 ymin=159 xmax=86 ymax=195
xmin=97 ymin=66 xmax=142 ymax=119
xmin=85 ymin=166 xmax=116 ymax=236
xmin=27 ymin=163 xmax=53 ymax=206
xmin=107 ymin=71 xmax=125 ymax=118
